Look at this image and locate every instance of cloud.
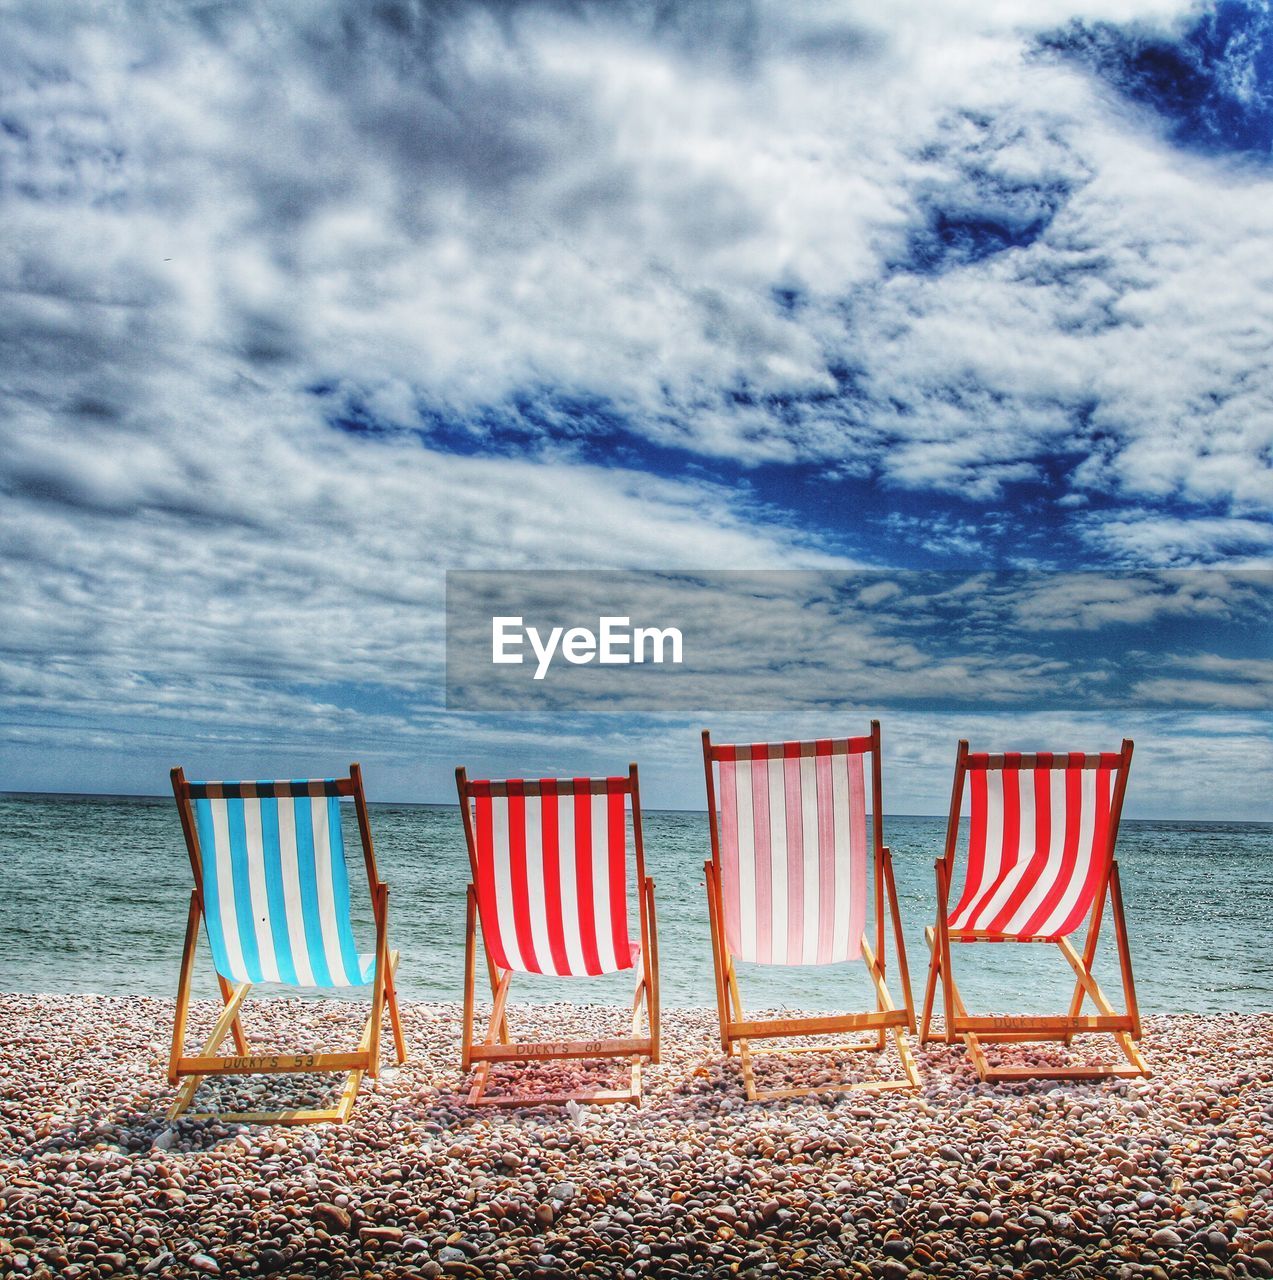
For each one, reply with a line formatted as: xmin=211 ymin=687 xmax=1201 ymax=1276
xmin=878 ymin=512 xmax=1009 ymax=560
xmin=1003 ymin=568 xmax=1271 ymax=628
xmin=1132 ymin=676 xmax=1272 ymax=708
xmin=1133 ymin=651 xmax=1273 ymax=708
xmin=5 ymin=0 xmax=1271 ymax=535
xmin=1 ymin=0 xmax=1270 ymax=804
xmin=1077 ymin=511 xmax=1273 ymax=565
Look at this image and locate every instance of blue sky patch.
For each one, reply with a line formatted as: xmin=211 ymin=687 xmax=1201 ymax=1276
xmin=1041 ymin=0 xmax=1273 ymax=157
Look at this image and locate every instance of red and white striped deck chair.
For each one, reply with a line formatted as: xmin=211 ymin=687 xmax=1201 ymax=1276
xmin=920 ymin=739 xmax=1147 ymax=1081
xmin=454 ymin=764 xmax=659 ymax=1107
xmin=701 ymin=723 xmax=919 ymax=1101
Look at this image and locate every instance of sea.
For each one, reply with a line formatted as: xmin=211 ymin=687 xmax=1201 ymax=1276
xmin=1 ymin=794 xmax=1269 ymax=1015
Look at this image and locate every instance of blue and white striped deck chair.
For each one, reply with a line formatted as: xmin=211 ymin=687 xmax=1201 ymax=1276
xmin=167 ymin=764 xmax=406 ymax=1125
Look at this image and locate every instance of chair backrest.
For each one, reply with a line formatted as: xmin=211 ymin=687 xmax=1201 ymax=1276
xmin=457 ymin=772 xmax=641 ymax=977
xmin=945 ymin=743 xmax=1133 ymax=939
xmin=704 ymin=729 xmax=879 ymax=966
xmin=174 ymin=776 xmax=373 ymax=988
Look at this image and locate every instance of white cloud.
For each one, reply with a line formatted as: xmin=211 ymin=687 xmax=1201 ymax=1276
xmin=1078 ymin=511 xmax=1273 ymax=566
xmin=2 ymin=0 xmax=1270 ymax=803
xmin=1133 ymin=652 xmax=1273 ymax=709
xmin=1004 ymin=569 xmax=1270 ymax=628
xmin=1132 ymin=677 xmax=1272 ymax=709
xmin=5 ymin=0 xmax=1270 ymax=528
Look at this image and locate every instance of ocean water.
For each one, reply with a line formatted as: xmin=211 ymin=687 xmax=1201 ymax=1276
xmin=0 ymin=794 xmax=1269 ymax=1015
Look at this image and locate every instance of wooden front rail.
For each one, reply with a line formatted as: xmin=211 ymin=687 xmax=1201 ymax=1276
xmin=951 ymin=1014 xmax=1133 ymax=1035
xmin=177 ymin=1051 xmax=369 ymax=1076
xmin=470 ymin=1036 xmax=654 ymax=1064
xmin=727 ymin=1010 xmax=909 ymax=1041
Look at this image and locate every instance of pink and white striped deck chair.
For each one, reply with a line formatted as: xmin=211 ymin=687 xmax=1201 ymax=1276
xmin=701 ymin=723 xmax=919 ymax=1101
xmin=454 ymin=764 xmax=659 ymax=1107
xmin=920 ymin=739 xmax=1147 ymax=1081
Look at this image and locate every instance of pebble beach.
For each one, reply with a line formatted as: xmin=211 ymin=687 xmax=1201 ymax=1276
xmin=1 ymin=996 xmax=1270 ymax=1280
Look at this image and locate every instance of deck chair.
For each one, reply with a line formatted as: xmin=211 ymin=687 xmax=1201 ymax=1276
xmin=167 ymin=765 xmax=407 ymax=1124
xmin=701 ymin=723 xmax=919 ymax=1101
xmin=920 ymin=740 xmax=1147 ymax=1081
xmin=455 ymin=765 xmax=660 ymax=1107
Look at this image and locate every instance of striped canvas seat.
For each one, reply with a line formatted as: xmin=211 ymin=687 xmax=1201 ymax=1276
xmin=466 ymin=777 xmax=637 ymax=977
xmin=713 ymin=738 xmax=870 ymax=966
xmin=188 ymin=780 xmax=375 ymax=987
xmin=947 ymin=752 xmax=1121 ymax=940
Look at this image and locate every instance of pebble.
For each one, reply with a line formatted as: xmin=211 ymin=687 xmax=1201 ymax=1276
xmin=0 ymin=997 xmax=1269 ymax=1279
xmin=314 ymin=1201 xmax=351 ymax=1232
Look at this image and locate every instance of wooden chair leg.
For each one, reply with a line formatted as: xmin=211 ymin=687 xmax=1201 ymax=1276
xmin=485 ymin=954 xmax=511 ymax=1045
xmin=643 ymin=876 xmax=660 ymax=1064
xmin=862 ymin=939 xmax=921 ymax=1091
xmin=169 ymin=894 xmax=200 ymax=1084
xmin=920 ymin=926 xmax=941 ymax=1043
xmin=373 ymin=884 xmax=406 ymax=1066
xmin=941 ymin=968 xmax=992 ymax=1079
xmin=874 ymin=844 xmax=885 ymax=967
xmin=961 ymin=1031 xmax=993 ymax=1080
xmin=627 ymin=966 xmax=648 ymax=1106
xmin=883 ymin=849 xmax=916 ymax=1035
xmin=1066 ymin=876 xmax=1110 ymax=1025
xmin=468 ymin=969 xmax=512 ymax=1105
xmin=893 ymin=1025 xmax=921 ymax=1089
xmin=726 ymin=959 xmax=745 ymax=1024
xmin=216 ymin=974 xmax=249 ymax=1056
xmin=704 ymin=861 xmax=731 ymax=1053
xmin=366 ymin=894 xmax=388 ymax=1080
xmin=462 ymin=886 xmax=477 ymax=1074
xmin=334 ymin=951 xmax=403 ymax=1120
xmin=384 ymin=968 xmax=407 ymax=1065
xmin=935 ymin=862 xmax=957 ymax=1044
xmin=1109 ymin=861 xmax=1142 ymax=1041
xmin=872 ymin=863 xmax=887 ymax=1050
xmin=722 ymin=960 xmax=757 ymax=1096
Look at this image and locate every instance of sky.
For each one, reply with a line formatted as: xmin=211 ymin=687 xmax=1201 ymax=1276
xmin=1 ymin=0 xmax=1270 ymax=816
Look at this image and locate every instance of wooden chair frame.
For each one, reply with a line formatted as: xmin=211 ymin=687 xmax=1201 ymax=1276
xmin=455 ymin=764 xmax=660 ymax=1107
xmin=167 ymin=763 xmax=407 ymax=1125
xmin=702 ymin=723 xmax=920 ymax=1102
xmin=920 ymin=739 xmax=1147 ymax=1082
